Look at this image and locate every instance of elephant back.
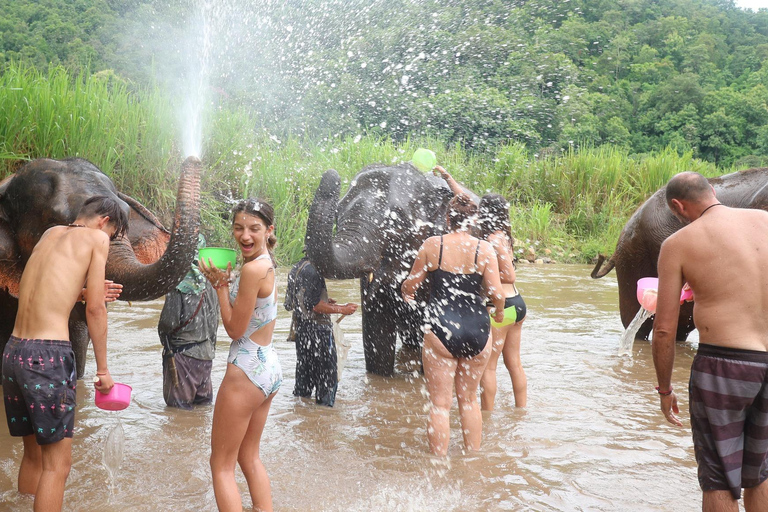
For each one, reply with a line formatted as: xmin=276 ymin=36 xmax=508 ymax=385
xmin=711 ymin=167 xmax=768 ymax=209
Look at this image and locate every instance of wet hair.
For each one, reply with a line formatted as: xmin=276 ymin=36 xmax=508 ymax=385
xmin=479 ymin=193 xmax=512 ymax=242
xmin=232 ymin=198 xmax=277 ymax=265
xmin=78 ymin=195 xmax=129 ymax=241
xmin=665 ymin=172 xmax=713 ymax=206
xmin=446 ymin=194 xmax=478 ymax=231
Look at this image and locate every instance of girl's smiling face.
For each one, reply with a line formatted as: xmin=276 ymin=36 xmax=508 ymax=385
xmin=232 ymin=212 xmax=273 ymax=261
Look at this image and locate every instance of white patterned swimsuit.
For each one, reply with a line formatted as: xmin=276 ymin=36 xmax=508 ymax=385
xmin=226 ymin=254 xmax=282 ymax=397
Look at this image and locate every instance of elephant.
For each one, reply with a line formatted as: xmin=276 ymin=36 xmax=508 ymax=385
xmin=0 ymin=156 xmax=202 ymax=377
xmin=306 ymin=162 xmax=479 ymax=376
xmin=591 ymin=167 xmax=768 ymax=341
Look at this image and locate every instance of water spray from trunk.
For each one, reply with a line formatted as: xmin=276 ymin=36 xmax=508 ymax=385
xmin=181 ymin=1 xmax=215 ymax=158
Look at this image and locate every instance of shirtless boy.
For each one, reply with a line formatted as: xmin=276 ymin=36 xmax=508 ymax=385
xmin=1 ymin=195 xmax=128 ymax=512
xmin=653 ymin=172 xmax=768 ymax=511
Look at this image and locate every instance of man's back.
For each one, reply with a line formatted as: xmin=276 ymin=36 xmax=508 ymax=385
xmin=13 ymin=225 xmax=109 ymax=341
xmin=669 ymin=206 xmax=768 ymax=350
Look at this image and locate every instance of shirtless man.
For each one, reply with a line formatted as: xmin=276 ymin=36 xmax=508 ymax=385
xmin=653 ymin=172 xmax=768 ymax=512
xmin=1 ymin=195 xmax=128 ymax=512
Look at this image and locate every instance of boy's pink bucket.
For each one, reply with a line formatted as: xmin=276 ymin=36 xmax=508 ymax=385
xmin=95 ymin=382 xmax=132 ymax=411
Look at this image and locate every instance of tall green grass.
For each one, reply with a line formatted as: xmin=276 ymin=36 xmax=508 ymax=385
xmin=0 ymin=63 xmax=732 ymax=265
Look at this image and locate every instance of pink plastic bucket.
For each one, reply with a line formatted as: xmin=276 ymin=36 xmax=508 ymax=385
xmin=95 ymin=382 xmax=132 ymax=411
xmin=636 ymin=277 xmax=660 ymax=305
xmin=636 ymin=277 xmax=694 ymax=311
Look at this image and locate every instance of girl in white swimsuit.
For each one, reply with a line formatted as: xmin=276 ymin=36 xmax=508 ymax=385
xmin=227 ymin=253 xmax=282 ymax=396
xmin=200 ymin=197 xmax=280 ymax=512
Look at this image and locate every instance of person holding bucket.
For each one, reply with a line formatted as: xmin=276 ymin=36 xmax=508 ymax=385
xmin=1 ymin=196 xmax=128 ymax=511
xmin=199 ymin=198 xmax=281 ymax=512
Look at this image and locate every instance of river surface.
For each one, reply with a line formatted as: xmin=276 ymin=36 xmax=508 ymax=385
xmin=1 ymin=264 xmax=712 ymax=511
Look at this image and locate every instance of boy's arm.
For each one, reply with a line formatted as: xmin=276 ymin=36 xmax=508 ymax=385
xmin=84 ymin=232 xmax=113 ymax=391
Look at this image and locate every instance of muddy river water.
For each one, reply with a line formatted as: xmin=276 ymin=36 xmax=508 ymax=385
xmin=1 ymin=264 xmax=708 ymax=511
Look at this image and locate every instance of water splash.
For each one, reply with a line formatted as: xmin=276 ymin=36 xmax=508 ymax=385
xmin=180 ymin=1 xmax=215 ymax=158
xmin=102 ymin=419 xmax=125 ymax=496
xmin=618 ymin=307 xmax=652 ymax=356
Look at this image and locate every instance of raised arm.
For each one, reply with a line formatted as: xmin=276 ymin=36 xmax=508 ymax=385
xmin=434 ymin=165 xmax=466 ymax=198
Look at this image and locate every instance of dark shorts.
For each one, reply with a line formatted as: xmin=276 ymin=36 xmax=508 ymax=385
xmin=162 ymin=352 xmax=213 ymax=409
xmin=689 ymin=343 xmax=768 ymax=500
xmin=2 ymin=336 xmax=77 ymax=445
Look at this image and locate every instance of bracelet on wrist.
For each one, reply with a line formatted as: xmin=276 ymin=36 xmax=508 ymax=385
xmin=213 ymin=281 xmax=228 ymax=290
xmin=96 ymin=371 xmax=108 ymax=376
xmin=655 ymin=386 xmax=673 ymax=396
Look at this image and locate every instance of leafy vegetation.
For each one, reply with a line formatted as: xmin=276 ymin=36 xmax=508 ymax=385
xmin=0 ymin=0 xmax=765 ymax=264
xmin=0 ymin=64 xmax=726 ymax=264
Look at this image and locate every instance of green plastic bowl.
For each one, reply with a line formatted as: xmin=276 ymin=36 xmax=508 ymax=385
xmin=198 ymin=247 xmax=237 ymax=269
xmin=412 ymin=148 xmax=437 ymax=173
xmin=490 ymin=305 xmax=517 ymax=328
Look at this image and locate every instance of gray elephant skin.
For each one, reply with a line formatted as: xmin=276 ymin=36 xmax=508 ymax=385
xmin=592 ymin=167 xmax=768 ymax=341
xmin=306 ymin=163 xmax=479 ymax=376
xmin=0 ymin=156 xmax=202 ymax=377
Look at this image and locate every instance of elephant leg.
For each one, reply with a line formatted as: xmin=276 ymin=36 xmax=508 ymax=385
xmin=393 ymin=283 xmax=424 ymax=373
xmin=398 ymin=290 xmax=423 ymax=350
xmin=637 ymin=318 xmax=654 ymax=341
xmin=676 ymin=302 xmax=696 ymax=341
xmin=360 ymin=278 xmax=396 ymax=376
xmin=69 ymin=305 xmax=90 ymax=379
xmin=637 ymin=304 xmax=696 ymax=342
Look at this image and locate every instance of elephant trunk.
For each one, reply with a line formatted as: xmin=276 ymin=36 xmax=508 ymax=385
xmin=306 ymin=169 xmax=380 ymax=279
xmin=106 ymin=156 xmax=201 ymax=301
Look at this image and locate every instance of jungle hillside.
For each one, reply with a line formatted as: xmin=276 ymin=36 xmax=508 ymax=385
xmin=0 ymin=0 xmax=766 ymax=264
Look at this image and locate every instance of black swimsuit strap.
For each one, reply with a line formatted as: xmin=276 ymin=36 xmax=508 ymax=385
xmin=474 ymin=241 xmax=480 ymax=270
xmin=438 ymin=235 xmax=444 ymax=268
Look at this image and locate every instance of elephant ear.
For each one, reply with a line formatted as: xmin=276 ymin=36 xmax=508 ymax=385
xmin=0 ymin=216 xmax=22 ymax=297
xmin=117 ymin=191 xmax=171 ymax=265
xmin=0 ymin=173 xmax=15 ymax=224
xmin=0 ymin=175 xmax=21 ymax=296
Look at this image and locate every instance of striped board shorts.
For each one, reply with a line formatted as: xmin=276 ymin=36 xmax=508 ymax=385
xmin=689 ymin=343 xmax=768 ymax=500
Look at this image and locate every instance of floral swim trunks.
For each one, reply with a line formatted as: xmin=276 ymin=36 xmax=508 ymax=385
xmin=227 ymin=337 xmax=282 ymax=397
xmin=2 ymin=336 xmax=77 ymax=444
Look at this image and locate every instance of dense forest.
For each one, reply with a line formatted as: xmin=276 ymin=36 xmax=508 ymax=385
xmin=0 ymin=0 xmax=766 ymax=262
xmin=1 ymin=0 xmax=766 ymax=167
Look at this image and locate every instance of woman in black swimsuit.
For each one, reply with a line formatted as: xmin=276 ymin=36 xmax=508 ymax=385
xmin=478 ymin=194 xmax=527 ymax=410
xmin=402 ymin=194 xmax=505 ymax=456
xmin=432 ymin=166 xmax=529 ymax=410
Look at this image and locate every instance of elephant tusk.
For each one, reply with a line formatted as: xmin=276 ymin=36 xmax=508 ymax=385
xmin=369 ymin=272 xmax=374 ymax=282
